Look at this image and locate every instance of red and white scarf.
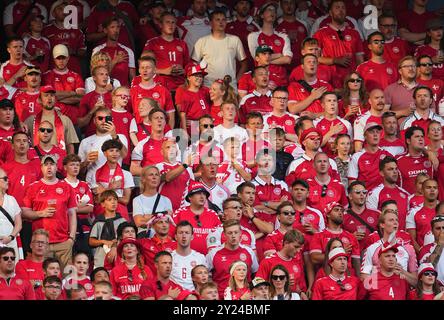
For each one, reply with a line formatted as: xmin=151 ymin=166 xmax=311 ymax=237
xmin=33 ymin=110 xmax=65 ymax=150
xmin=95 ymin=162 xmax=125 ymax=190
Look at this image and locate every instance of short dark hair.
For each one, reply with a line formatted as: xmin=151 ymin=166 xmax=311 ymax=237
xmin=381 ymin=199 xmax=397 ymax=211
xmin=328 ymin=0 xmax=345 ymax=11
xmin=246 ymin=111 xmax=263 ymax=123
xmin=252 ymin=65 xmax=268 ymax=78
xmin=405 ymin=126 xmax=424 ymax=144
xmin=90 ymin=267 xmax=109 ymax=282
xmin=148 ymin=107 xmax=167 ymax=121
xmin=222 ymin=196 xmax=242 ymax=210
xmin=99 ymin=190 xmax=118 ymax=202
xmin=138 ymin=55 xmax=157 ymax=66
xmin=294 ymin=116 xmax=313 ymax=137
xmin=269 ymin=127 xmax=285 ymax=137
xmin=277 ymin=201 xmax=294 ymax=215
xmin=320 ymin=91 xmax=337 ymax=103
xmin=431 ymin=214 xmax=444 ymax=228
xmin=347 ymin=180 xmax=366 ymax=194
xmin=43 ymin=275 xmax=62 ymax=287
xmin=367 ymin=31 xmax=385 ymax=43
xmin=378 ymin=13 xmax=397 ymax=25
xmin=209 ymin=9 xmax=226 ymax=21
xmin=154 ymin=251 xmax=172 ymax=263
xmin=11 ymin=131 xmax=28 ymax=142
xmin=379 ymin=156 xmax=397 ymax=171
xmin=0 ymin=247 xmax=15 ymax=257
xmin=101 ymin=138 xmax=123 ymax=152
xmin=413 ymin=86 xmax=433 ymax=99
xmin=176 ymin=220 xmax=194 ymax=234
xmin=381 ymin=111 xmax=397 ymax=121
xmin=102 ymin=16 xmax=119 ymax=29
xmin=301 ymin=37 xmax=319 ymax=49
xmin=6 ymin=36 xmax=23 ymax=47
xmin=301 ymin=53 xmax=318 ymax=64
xmin=283 ymin=229 xmax=304 ymax=245
xmin=272 ymin=86 xmax=288 ymax=96
xmin=43 ymin=257 xmax=61 ymax=271
xmin=236 ymin=181 xmax=255 ymax=194
xmin=291 ymin=179 xmax=309 ymax=189
xmin=223 ymin=219 xmax=241 ymax=232
xmin=116 ymin=222 xmax=137 ymax=239
xmin=63 ymin=154 xmax=81 ymax=166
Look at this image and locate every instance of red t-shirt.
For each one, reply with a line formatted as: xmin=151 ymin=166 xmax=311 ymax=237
xmin=396 ymin=153 xmax=434 ymax=194
xmin=12 ymin=91 xmax=41 ymax=122
xmin=78 ymin=91 xmax=113 ymax=137
xmin=315 ymin=116 xmax=351 ymax=157
xmin=34 ymin=145 xmax=67 ymax=177
xmin=175 ymin=86 xmax=211 ymax=121
xmin=306 ymin=177 xmax=348 ymax=214
xmin=356 ymin=60 xmax=398 ymax=93
xmin=3 ymin=1 xmax=46 ymax=37
xmin=382 ymin=37 xmax=411 ymax=66
xmin=0 ymin=61 xmax=31 ymax=88
xmin=130 ymin=83 xmax=174 ymax=123
xmin=23 ymin=35 xmax=51 ymax=73
xmin=288 ymin=79 xmax=334 ymax=113
xmin=65 ymin=179 xmax=94 ymax=222
xmin=408 ymin=288 xmax=435 ymax=300
xmin=365 ymin=272 xmax=409 ymax=300
xmin=239 ymin=91 xmax=272 ymax=124
xmin=0 ymin=276 xmax=35 ymax=300
xmin=139 ymin=235 xmax=176 ymax=275
xmin=15 ymin=259 xmax=44 ymax=284
xmin=276 ymin=19 xmax=308 ymax=68
xmin=289 ymin=64 xmax=334 ymax=87
xmin=156 ymin=162 xmax=192 ymax=211
xmin=139 ymin=278 xmax=184 ymax=300
xmin=312 ymin=274 xmax=363 ymax=300
xmin=23 ymin=179 xmax=77 ymax=243
xmin=131 ymin=137 xmax=164 ymax=167
xmin=93 ymin=44 xmax=135 ymax=86
xmin=406 ymin=205 xmax=436 ymax=248
xmin=310 ymin=228 xmax=360 ymax=261
xmin=110 ymin=263 xmax=154 ymax=300
xmin=417 ymin=78 xmax=444 ymax=104
xmin=343 ymin=208 xmax=380 ymax=250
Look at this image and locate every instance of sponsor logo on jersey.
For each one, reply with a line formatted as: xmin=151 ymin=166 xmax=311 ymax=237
xmin=79 ymin=187 xmax=85 ymax=194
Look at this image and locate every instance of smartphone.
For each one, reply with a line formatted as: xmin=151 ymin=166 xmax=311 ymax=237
xmin=105 ymin=116 xmax=113 ymax=123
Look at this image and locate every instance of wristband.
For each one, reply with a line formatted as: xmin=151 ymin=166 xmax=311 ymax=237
xmin=250 ymin=216 xmax=256 ymax=222
xmin=9 ymin=235 xmax=15 ymax=241
xmin=182 ymin=163 xmax=188 ymax=169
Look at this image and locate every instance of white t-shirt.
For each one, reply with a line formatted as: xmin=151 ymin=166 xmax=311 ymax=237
xmin=213 ymin=124 xmax=248 ymax=145
xmin=78 ymin=134 xmax=128 ymax=177
xmin=86 ymin=168 xmax=135 ymax=197
xmin=0 ymin=194 xmax=21 ymax=237
xmin=170 ymin=250 xmax=208 ymax=291
xmin=84 ymin=77 xmax=121 ymax=94
xmin=192 ymin=34 xmax=246 ymax=89
xmin=132 ymin=193 xmax=173 ymax=216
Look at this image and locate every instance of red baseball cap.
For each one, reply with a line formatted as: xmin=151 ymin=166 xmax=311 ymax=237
xmin=40 ymin=85 xmax=56 ymax=94
xmin=300 ymin=127 xmax=322 ymax=144
xmin=378 ymin=242 xmax=399 ymax=257
xmin=185 ymin=63 xmax=208 ymax=77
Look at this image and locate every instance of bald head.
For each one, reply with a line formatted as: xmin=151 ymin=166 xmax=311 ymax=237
xmin=368 ymin=89 xmax=385 ymax=112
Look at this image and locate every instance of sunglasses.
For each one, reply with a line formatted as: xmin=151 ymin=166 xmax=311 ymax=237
xmin=31 ymin=240 xmax=48 ymax=246
xmin=423 ymin=271 xmax=437 ymax=277
xmin=281 ymin=211 xmax=296 ymax=216
xmin=271 ymin=275 xmax=286 ymax=281
xmin=419 ymin=63 xmax=433 ymax=67
xmin=96 ymin=116 xmax=106 ymax=121
xmin=202 ymin=124 xmax=215 ymax=129
xmin=337 ymin=280 xmax=346 ymax=291
xmin=348 ymin=78 xmax=362 ymax=83
xmin=194 ymin=215 xmax=202 ymax=227
xmin=372 ymin=40 xmax=385 ymax=45
xmin=353 ymin=190 xmax=368 ymax=195
xmin=39 ymin=128 xmax=54 ymax=133
xmin=321 ymin=185 xmax=328 ymax=197
xmin=0 ymin=176 xmax=8 ymax=181
xmin=2 ymin=256 xmax=15 ymax=261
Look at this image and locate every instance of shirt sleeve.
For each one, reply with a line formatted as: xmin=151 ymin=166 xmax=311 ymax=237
xmin=234 ymin=36 xmax=246 ymax=61
xmin=123 ymin=170 xmax=135 ymax=188
xmin=405 ymin=208 xmax=417 ymax=230
xmin=360 ymin=246 xmax=374 ymax=274
xmin=309 ymin=233 xmax=323 ymax=254
xmin=191 ymin=38 xmax=203 ymax=63
xmin=347 ymin=153 xmax=359 ymax=179
xmin=63 ymin=117 xmax=80 ymax=144
xmin=310 ymin=279 xmax=323 ymax=300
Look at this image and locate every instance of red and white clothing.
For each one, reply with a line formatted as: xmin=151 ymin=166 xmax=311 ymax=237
xmin=247 ymin=30 xmax=292 ymax=86
xmin=64 ymin=179 xmax=93 ymax=229
xmin=216 ymin=160 xmax=252 ymax=195
xmin=42 ymin=68 xmax=85 ymax=124
xmin=417 ymin=78 xmax=444 ymax=106
xmin=200 ymin=181 xmax=230 ymax=212
xmin=288 ymin=79 xmax=334 ymax=114
xmin=306 ymin=177 xmax=348 ymax=214
xmin=92 ymin=43 xmax=135 ymax=87
xmin=206 ymin=245 xmax=258 ymax=297
xmin=131 ymin=136 xmax=165 ymax=167
xmin=3 ymin=159 xmax=42 ymax=207
xmin=409 ymin=194 xmax=424 ymax=209
xmin=12 ymin=90 xmax=41 ymax=122
xmin=183 ymin=141 xmax=224 ymax=171
xmin=23 ymin=179 xmax=77 ymax=244
xmin=314 ymin=116 xmax=352 ymax=157
xmin=238 ymin=90 xmax=272 ymax=124
xmin=285 ymin=153 xmax=339 ymax=187
xmin=366 ymin=183 xmax=410 ymax=230
xmin=170 ymin=250 xmax=208 ymax=291
xmin=0 ymin=274 xmax=35 ymax=300
xmin=263 ymin=112 xmax=298 ymax=136
xmin=379 ymin=137 xmax=406 ymax=157
xmin=363 ymin=272 xmax=409 ymax=300
xmin=419 ymin=242 xmax=444 ymax=285
xmin=110 ymin=109 xmax=133 ymax=164
xmin=156 ymin=162 xmax=194 ymax=211
xmin=224 ymin=287 xmax=251 ymax=300
xmin=356 ymin=60 xmax=398 ymax=92
xmin=400 ymin=111 xmax=444 ymax=144
xmin=353 ymin=111 xmax=382 ymax=143
xmin=292 ymin=206 xmax=326 ymax=244
xmin=238 ymin=65 xmax=288 ymax=95
xmin=129 ymin=119 xmax=171 ymax=144
xmin=381 ymin=37 xmax=411 ymax=67
xmin=252 ymin=176 xmax=291 ymax=206
xmin=3 ymin=1 xmax=47 ymax=37
xmin=207 ymin=225 xmax=256 ymax=252
xmin=130 ymin=82 xmax=174 ymax=123
xmin=361 ymin=240 xmax=417 ymax=275
xmin=363 ymin=231 xmax=413 ymax=251
xmin=313 ymin=25 xmax=364 ymax=86
xmin=406 ymin=205 xmax=437 ymax=248
xmin=415 ymin=45 xmax=444 ymax=81
xmin=175 ymin=86 xmax=211 ymax=122
xmin=143 ymin=36 xmax=189 ymax=91
xmin=14 ymin=260 xmax=44 ymax=286
xmin=170 ymin=206 xmax=221 ymax=255
xmin=42 ymin=22 xmax=86 ymax=74
xmin=408 ymin=289 xmax=436 ymax=300
xmin=110 ymin=263 xmax=153 ymax=300
xmin=139 ymin=235 xmax=176 ymax=275
xmin=343 ymin=208 xmax=380 ymax=249
xmin=63 ymin=276 xmax=93 ymax=297
xmin=78 ymin=90 xmax=113 ymax=133
xmin=241 ymin=139 xmax=270 ymax=166
xmin=396 ymin=153 xmax=434 ymax=194
xmin=0 ymin=60 xmax=32 ymax=88
xmin=276 ymin=18 xmax=309 ymax=67
xmin=139 ymin=278 xmax=185 ymax=300
xmin=289 ymin=64 xmax=334 ymax=86
xmin=176 ymin=16 xmax=211 ymax=54
xmin=23 ymin=35 xmax=51 ymax=72
xmin=226 ymin=16 xmax=260 ymax=65
xmin=348 ymin=148 xmax=393 ymax=191
xmin=256 ymin=252 xmax=307 ymax=292
xmin=263 ymin=229 xmax=291 ymax=256
xmin=34 ymin=145 xmax=66 ymax=176
xmin=311 ymin=274 xmax=363 ymax=300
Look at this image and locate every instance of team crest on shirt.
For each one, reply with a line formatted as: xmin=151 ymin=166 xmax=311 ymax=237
xmin=397 ymin=250 xmax=404 ymax=257
xmin=386 ymin=68 xmax=393 ymax=75
xmin=424 ymin=161 xmax=431 ymax=168
xmin=367 ymin=217 xmax=375 ymax=224
xmin=293 ymin=265 xmax=299 ymax=273
xmin=241 ymin=234 xmax=248 ymax=242
xmin=152 ymin=92 xmax=160 ymax=99
xmin=79 ymin=187 xmax=85 ymax=194
xmin=285 ymin=120 xmax=293 ymax=126
xmin=67 ymin=77 xmax=75 ymax=83
xmin=84 ymin=283 xmax=93 ymax=290
xmin=123 ymin=117 xmax=128 ymax=124
xmin=56 ymin=188 xmax=64 ymax=194
xmin=217 ymin=190 xmax=225 ymax=197
xmin=239 ymin=253 xmax=247 ymax=261
xmin=273 ymin=187 xmax=281 ymax=195
xmin=209 ymin=236 xmax=216 ymax=244
xmin=307 ymin=214 xmax=314 ymax=221
xmin=274 ymin=39 xmax=281 ymax=46
xmin=327 ymin=190 xmax=334 ymax=197
xmin=345 ymin=35 xmax=352 ymax=41
xmin=16 ymin=279 xmax=23 ymax=286
xmin=177 ymin=46 xmax=183 ymax=52
xmin=393 ymin=47 xmax=400 ymax=53
xmin=298 ymin=26 xmax=305 ymax=33
xmin=344 ymin=283 xmax=353 ymax=290
xmin=400 ymin=193 xmax=406 ymax=199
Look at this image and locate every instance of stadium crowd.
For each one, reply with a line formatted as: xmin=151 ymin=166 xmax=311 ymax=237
xmin=1 ymin=0 xmax=444 ymax=301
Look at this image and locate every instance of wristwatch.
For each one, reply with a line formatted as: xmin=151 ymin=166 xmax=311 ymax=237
xmin=9 ymin=235 xmax=15 ymax=241
xmin=250 ymin=216 xmax=256 ymax=222
xmin=182 ymin=163 xmax=188 ymax=169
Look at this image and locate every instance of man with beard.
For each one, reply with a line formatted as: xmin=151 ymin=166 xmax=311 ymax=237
xmin=12 ymin=66 xmax=42 ymax=122
xmin=357 ymin=32 xmax=398 ymax=93
xmin=348 ymin=122 xmax=392 ymax=191
xmin=130 ymin=56 xmax=175 ymax=128
xmin=367 ymin=157 xmax=410 ymax=231
xmin=379 ymin=111 xmax=405 ymax=157
xmin=78 ymin=106 xmax=128 ymax=178
xmin=343 ymin=181 xmax=380 ymax=251
xmin=416 ymin=55 xmax=444 ymax=104
xmin=25 ymin=85 xmax=78 ymax=155
xmin=92 ymin=17 xmax=135 ymax=87
xmin=397 ymin=126 xmax=434 ymax=194
xmin=313 ymin=0 xmax=364 ymax=88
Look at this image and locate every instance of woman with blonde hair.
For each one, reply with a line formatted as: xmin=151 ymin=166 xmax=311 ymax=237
xmin=209 ymin=75 xmax=238 ymax=126
xmin=85 ymin=51 xmax=121 ymax=93
xmin=224 ymin=260 xmax=251 ymax=300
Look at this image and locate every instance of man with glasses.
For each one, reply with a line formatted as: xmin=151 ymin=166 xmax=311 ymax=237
xmin=0 ymin=247 xmax=35 ymax=300
xmin=41 ymin=276 xmax=63 ymax=300
xmin=416 ymin=55 xmax=444 ymax=105
xmin=349 ymin=122 xmax=392 ymax=191
xmin=258 ymin=228 xmax=309 ymax=299
xmin=42 ymin=44 xmax=85 ymax=125
xmin=379 ymin=111 xmax=405 ymax=156
xmin=12 ymin=66 xmax=42 ymax=122
xmin=171 ymin=180 xmax=221 ymax=255
xmin=207 ymin=197 xmax=256 ymax=253
xmin=307 ymin=152 xmax=347 ymax=214
xmin=367 ymin=157 xmax=410 ymax=231
xmin=357 ymin=32 xmax=398 ymax=93
xmin=377 ymin=13 xmax=410 ymax=67
xmin=400 ymin=86 xmax=444 ymax=143
xmin=79 ymin=106 xmax=128 ymax=178
xmin=312 ymin=247 xmax=362 ymax=300
xmin=35 ymin=121 xmax=66 ymax=177
xmin=15 ymin=229 xmax=49 ymax=291
xmin=419 ymin=214 xmax=444 ymax=285
xmin=384 ymin=56 xmax=418 ymax=120
xmin=343 ymin=181 xmax=380 ymax=251
xmin=310 ymin=202 xmax=361 ymax=276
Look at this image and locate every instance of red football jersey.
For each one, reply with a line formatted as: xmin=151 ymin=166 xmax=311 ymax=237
xmin=139 ymin=278 xmax=184 ymax=300
xmin=406 ymin=205 xmax=436 ymax=248
xmin=364 ymin=272 xmax=409 ymax=300
xmin=15 ymin=259 xmax=44 ymax=284
xmin=312 ymin=274 xmax=363 ymax=300
xmin=139 ymin=235 xmax=176 ymax=275
xmin=276 ymin=19 xmax=308 ymax=68
xmin=288 ymin=79 xmax=334 ymax=113
xmin=156 ymin=162 xmax=193 ymax=211
xmin=65 ymin=179 xmax=94 ymax=222
xmin=417 ymin=78 xmax=444 ymax=104
xmin=343 ymin=208 xmax=380 ymax=250
xmin=175 ymin=86 xmax=211 ymax=121
xmin=130 ymin=83 xmax=174 ymax=123
xmin=3 ymin=1 xmax=47 ymax=37
xmin=382 ymin=37 xmax=411 ymax=67
xmin=396 ymin=153 xmax=434 ymax=194
xmin=307 ymin=178 xmax=348 ymax=214
xmin=171 ymin=206 xmax=221 ymax=255
xmin=289 ymin=64 xmax=334 ymax=86
xmin=415 ymin=44 xmax=444 ymax=79
xmin=0 ymin=61 xmax=31 ymax=88
xmin=110 ymin=263 xmax=154 ymax=300
xmin=111 ymin=109 xmax=133 ymax=165
xmin=356 ymin=60 xmax=398 ymax=93
xmin=239 ymin=91 xmax=272 ymax=124
xmin=78 ymin=91 xmax=113 ymax=137
xmin=285 ymin=154 xmax=340 ymax=187
xmin=12 ymin=91 xmax=41 ymax=122
xmin=23 ymin=35 xmax=51 ymax=72
xmin=0 ymin=276 xmax=35 ymax=300
xmin=23 ymin=180 xmax=77 ymax=243
xmin=241 ymin=139 xmax=270 ymax=165
xmin=314 ymin=116 xmax=352 ymax=157
xmin=34 ymin=145 xmax=67 ymax=177
xmin=92 ymin=44 xmax=135 ymax=86
xmin=131 ymin=137 xmax=164 ymax=167
xmin=263 ymin=113 xmax=298 ymax=135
